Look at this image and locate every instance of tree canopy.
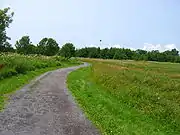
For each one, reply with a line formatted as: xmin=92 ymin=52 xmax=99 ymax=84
xmin=37 ymin=38 xmax=59 ymax=56
xmin=0 ymin=7 xmax=14 ymax=52
xmin=15 ymin=36 xmax=36 ymax=54
xmin=76 ymin=47 xmax=180 ymax=63
xmin=59 ymin=43 xmax=75 ymax=58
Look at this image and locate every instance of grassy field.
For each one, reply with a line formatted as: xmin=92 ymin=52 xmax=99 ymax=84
xmin=67 ymin=58 xmax=180 ymax=135
xmin=0 ymin=53 xmax=80 ymax=110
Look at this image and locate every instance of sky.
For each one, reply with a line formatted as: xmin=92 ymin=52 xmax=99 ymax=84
xmin=0 ymin=0 xmax=179 ymax=51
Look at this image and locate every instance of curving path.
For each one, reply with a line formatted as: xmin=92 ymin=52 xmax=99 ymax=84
xmin=0 ymin=63 xmax=100 ymax=135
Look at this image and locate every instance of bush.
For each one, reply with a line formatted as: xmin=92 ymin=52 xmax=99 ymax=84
xmin=54 ymin=56 xmax=69 ymax=62
xmin=0 ymin=53 xmax=79 ymax=80
xmin=0 ymin=68 xmax=17 ymax=80
xmin=15 ymin=63 xmax=29 ymax=74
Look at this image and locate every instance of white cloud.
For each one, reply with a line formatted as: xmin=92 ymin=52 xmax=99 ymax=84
xmin=84 ymin=44 xmax=136 ymax=50
xmin=143 ymin=43 xmax=178 ymax=52
xmin=164 ymin=44 xmax=177 ymax=50
xmin=129 ymin=47 xmax=136 ymax=51
xmin=112 ymin=44 xmax=121 ymax=48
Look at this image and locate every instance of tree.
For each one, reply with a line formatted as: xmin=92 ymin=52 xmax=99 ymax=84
xmin=0 ymin=7 xmax=14 ymax=51
xmin=124 ymin=49 xmax=134 ymax=59
xmin=75 ymin=47 xmax=89 ymax=57
xmin=69 ymin=45 xmax=180 ymax=63
xmin=108 ymin=47 xmax=117 ymax=59
xmin=171 ymin=49 xmax=179 ymax=56
xmin=0 ymin=41 xmax=14 ymax=52
xmin=59 ymin=43 xmax=75 ymax=58
xmin=86 ymin=47 xmax=100 ymax=58
xmin=37 ymin=38 xmax=48 ymax=55
xmin=164 ymin=49 xmax=179 ymax=56
xmin=27 ymin=44 xmax=37 ymax=54
xmin=15 ymin=36 xmax=36 ymax=54
xmin=100 ymin=48 xmax=109 ymax=59
xmin=113 ymin=49 xmax=128 ymax=60
xmin=37 ymin=38 xmax=59 ymax=56
xmin=4 ymin=42 xmax=14 ymax=52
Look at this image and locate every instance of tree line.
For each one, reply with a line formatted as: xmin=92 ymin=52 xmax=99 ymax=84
xmin=0 ymin=7 xmax=180 ymax=63
xmin=0 ymin=34 xmax=75 ymax=58
xmin=76 ymin=47 xmax=180 ymax=63
xmin=14 ymin=36 xmax=75 ymax=57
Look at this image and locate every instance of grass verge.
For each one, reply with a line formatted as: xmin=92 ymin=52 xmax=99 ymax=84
xmin=67 ymin=66 xmax=179 ymax=135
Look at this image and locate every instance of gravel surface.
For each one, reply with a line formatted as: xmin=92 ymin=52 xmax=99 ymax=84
xmin=0 ymin=63 xmax=100 ymax=135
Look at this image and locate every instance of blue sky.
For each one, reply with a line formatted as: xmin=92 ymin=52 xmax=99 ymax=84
xmin=0 ymin=0 xmax=179 ymax=51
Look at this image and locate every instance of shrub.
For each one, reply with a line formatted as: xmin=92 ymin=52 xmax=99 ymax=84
xmin=0 ymin=53 xmax=79 ymax=80
xmin=0 ymin=68 xmax=17 ymax=80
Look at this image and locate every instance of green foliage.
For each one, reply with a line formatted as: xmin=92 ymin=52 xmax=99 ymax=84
xmin=59 ymin=43 xmax=75 ymax=58
xmin=68 ymin=59 xmax=180 ymax=134
xmin=0 ymin=67 xmax=17 ymax=80
xmin=0 ymin=53 xmax=80 ymax=110
xmin=15 ymin=36 xmax=36 ymax=54
xmin=76 ymin=47 xmax=100 ymax=58
xmin=37 ymin=38 xmax=59 ymax=56
xmin=76 ymin=47 xmax=180 ymax=63
xmin=0 ymin=42 xmax=14 ymax=52
xmin=0 ymin=53 xmax=79 ymax=80
xmin=100 ymin=48 xmax=109 ymax=59
xmin=0 ymin=7 xmax=14 ymax=52
xmin=37 ymin=37 xmax=48 ymax=55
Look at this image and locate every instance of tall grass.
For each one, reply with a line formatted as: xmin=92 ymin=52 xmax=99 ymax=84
xmin=90 ymin=60 xmax=180 ymax=131
xmin=0 ymin=53 xmax=80 ymax=80
xmin=68 ymin=58 xmax=180 ymax=134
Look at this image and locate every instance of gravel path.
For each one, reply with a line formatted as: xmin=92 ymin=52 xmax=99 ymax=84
xmin=0 ymin=63 xmax=100 ymax=135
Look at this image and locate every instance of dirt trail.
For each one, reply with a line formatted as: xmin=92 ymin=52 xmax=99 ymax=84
xmin=0 ymin=63 xmax=100 ymax=135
